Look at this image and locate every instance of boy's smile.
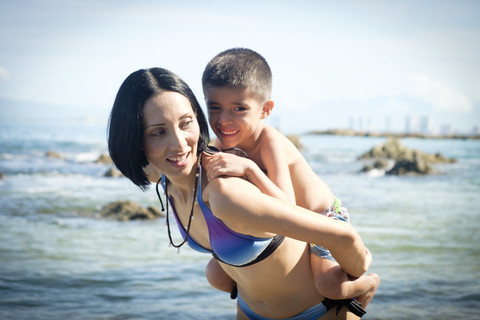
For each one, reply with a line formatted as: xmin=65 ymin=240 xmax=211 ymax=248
xmin=218 ymin=128 xmax=239 ymax=138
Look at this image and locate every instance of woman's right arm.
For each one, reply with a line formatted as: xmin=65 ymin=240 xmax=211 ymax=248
xmin=205 ymin=176 xmax=371 ymax=278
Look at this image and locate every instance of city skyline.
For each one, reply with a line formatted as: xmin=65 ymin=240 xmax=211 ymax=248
xmin=346 ymin=114 xmax=478 ymax=136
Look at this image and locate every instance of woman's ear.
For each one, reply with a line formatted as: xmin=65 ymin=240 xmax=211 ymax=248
xmin=260 ymin=100 xmax=274 ymax=119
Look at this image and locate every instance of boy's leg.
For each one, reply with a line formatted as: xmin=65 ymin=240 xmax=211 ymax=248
xmin=205 ymin=257 xmax=236 ymax=294
xmin=310 ymin=252 xmax=350 ymax=299
xmin=310 ymin=252 xmax=379 ymax=307
xmin=355 ymin=273 xmax=379 ymax=308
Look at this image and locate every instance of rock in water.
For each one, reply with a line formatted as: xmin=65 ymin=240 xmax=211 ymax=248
xmin=359 ymin=137 xmax=455 ymax=175
xmin=99 ymin=200 xmax=164 ymax=221
xmin=104 ymin=168 xmax=123 ymax=177
xmin=95 ymin=153 xmax=113 ymax=165
xmin=46 ymin=150 xmax=62 ymax=158
xmin=386 ymin=155 xmax=433 ymax=175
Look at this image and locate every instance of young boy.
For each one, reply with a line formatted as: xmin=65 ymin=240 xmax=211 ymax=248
xmin=201 ymin=48 xmax=379 ymax=312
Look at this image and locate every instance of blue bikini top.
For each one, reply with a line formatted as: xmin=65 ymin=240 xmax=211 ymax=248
xmin=162 ymin=166 xmax=284 ymax=267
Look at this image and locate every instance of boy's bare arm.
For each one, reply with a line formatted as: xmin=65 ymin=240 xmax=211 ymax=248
xmin=202 ymin=152 xmax=291 ymax=203
xmin=259 ymin=137 xmax=296 ymax=204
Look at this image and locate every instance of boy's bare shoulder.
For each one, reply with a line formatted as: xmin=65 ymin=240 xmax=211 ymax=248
xmin=259 ymin=125 xmax=303 ymax=164
xmin=262 ymin=125 xmax=301 ymax=151
xmin=261 ymin=125 xmax=290 ymax=145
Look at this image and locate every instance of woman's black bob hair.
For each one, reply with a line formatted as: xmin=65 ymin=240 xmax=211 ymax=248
xmin=107 ymin=67 xmax=210 ymax=190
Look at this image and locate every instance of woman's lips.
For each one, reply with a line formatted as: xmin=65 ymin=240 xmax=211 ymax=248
xmin=167 ymin=152 xmax=190 ymax=167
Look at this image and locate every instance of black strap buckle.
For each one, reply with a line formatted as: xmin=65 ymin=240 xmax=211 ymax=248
xmin=323 ymin=298 xmax=367 ymax=317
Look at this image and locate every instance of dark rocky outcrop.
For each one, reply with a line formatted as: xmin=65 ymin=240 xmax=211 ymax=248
xmin=95 ymin=153 xmax=124 ymax=178
xmin=98 ymin=200 xmax=164 ymax=221
xmin=286 ymin=134 xmax=303 ymax=151
xmin=46 ymin=150 xmax=62 ymax=158
xmin=386 ymin=155 xmax=434 ymax=175
xmin=104 ymin=168 xmax=123 ymax=178
xmin=308 ymin=129 xmax=480 ymax=140
xmin=95 ymin=153 xmax=113 ymax=165
xmin=359 ymin=138 xmax=455 ymax=175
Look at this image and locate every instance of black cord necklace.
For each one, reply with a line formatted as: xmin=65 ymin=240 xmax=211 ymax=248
xmin=155 ymin=155 xmax=201 ymax=253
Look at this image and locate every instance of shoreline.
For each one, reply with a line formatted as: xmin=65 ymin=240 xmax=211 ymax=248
xmin=305 ymin=129 xmax=480 ymax=140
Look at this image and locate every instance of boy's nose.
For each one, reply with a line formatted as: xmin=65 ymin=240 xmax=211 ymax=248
xmin=218 ymin=111 xmax=232 ymax=125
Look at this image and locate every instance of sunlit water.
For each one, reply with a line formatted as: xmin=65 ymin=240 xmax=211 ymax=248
xmin=1 ymin=120 xmax=479 ymax=319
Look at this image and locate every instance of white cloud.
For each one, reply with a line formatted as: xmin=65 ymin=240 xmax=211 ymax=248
xmin=407 ymin=74 xmax=472 ymax=112
xmin=0 ymin=67 xmax=10 ymax=81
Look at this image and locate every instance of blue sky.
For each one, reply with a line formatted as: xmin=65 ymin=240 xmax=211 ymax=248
xmin=0 ymin=0 xmax=479 ymax=134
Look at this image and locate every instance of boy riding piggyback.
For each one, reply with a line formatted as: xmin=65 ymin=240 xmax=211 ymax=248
xmin=201 ymin=48 xmax=379 ymax=316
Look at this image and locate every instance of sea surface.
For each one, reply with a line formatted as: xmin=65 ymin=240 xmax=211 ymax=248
xmin=1 ymin=119 xmax=479 ymax=320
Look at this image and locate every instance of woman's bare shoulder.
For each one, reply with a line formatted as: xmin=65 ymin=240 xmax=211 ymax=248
xmin=203 ymin=176 xmax=262 ymax=214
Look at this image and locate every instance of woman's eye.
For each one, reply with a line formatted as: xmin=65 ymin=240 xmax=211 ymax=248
xmin=151 ymin=129 xmax=164 ymax=136
xmin=181 ymin=119 xmax=193 ymax=128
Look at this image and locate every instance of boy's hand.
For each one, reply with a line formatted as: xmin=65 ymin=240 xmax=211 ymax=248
xmin=202 ymin=151 xmax=253 ymax=181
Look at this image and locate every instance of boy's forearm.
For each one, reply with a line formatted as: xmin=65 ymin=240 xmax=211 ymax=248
xmin=328 ymin=228 xmax=371 ymax=278
xmin=245 ymin=164 xmax=291 ymax=203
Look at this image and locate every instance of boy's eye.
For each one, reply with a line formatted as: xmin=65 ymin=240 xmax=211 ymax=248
xmin=234 ymin=106 xmax=248 ymax=112
xmin=208 ymin=105 xmax=220 ymax=112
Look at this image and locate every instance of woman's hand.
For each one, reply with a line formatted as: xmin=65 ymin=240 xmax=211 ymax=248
xmin=202 ymin=151 xmax=254 ymax=181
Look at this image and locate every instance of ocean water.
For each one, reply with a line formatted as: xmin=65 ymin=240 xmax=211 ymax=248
xmin=0 ymin=119 xmax=479 ymax=320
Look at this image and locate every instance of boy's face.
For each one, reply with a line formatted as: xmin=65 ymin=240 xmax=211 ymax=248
xmin=205 ymin=86 xmax=267 ymax=149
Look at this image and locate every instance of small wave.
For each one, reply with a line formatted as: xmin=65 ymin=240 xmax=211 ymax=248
xmin=0 ymin=153 xmax=29 ymax=160
xmin=61 ymin=151 xmax=106 ymax=163
xmin=365 ymin=168 xmax=386 ymax=177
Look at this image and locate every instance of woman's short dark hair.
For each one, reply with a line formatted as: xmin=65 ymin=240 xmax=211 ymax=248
xmin=108 ymin=67 xmax=210 ymax=190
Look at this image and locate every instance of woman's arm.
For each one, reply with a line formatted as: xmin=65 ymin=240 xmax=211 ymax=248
xmin=205 ymin=176 xmax=370 ymax=277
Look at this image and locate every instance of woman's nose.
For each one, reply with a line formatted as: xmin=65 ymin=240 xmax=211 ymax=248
xmin=169 ymin=129 xmax=187 ymax=150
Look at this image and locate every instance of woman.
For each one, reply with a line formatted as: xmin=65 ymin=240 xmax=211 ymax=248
xmin=108 ymin=67 xmax=372 ymax=320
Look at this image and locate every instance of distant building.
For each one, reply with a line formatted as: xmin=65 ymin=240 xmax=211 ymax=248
xmin=419 ymin=116 xmax=432 ymax=135
xmin=385 ymin=116 xmax=392 ymax=133
xmin=440 ymin=124 xmax=455 ymax=136
xmin=472 ymin=126 xmax=480 ymax=136
xmin=406 ymin=115 xmax=432 ymax=135
xmin=405 ymin=115 xmax=419 ymax=133
xmin=349 ymin=116 xmax=355 ymax=130
xmin=349 ymin=115 xmax=372 ymax=132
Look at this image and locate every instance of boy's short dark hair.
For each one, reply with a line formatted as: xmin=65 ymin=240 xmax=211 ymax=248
xmin=202 ymin=48 xmax=272 ymax=102
xmin=108 ymin=67 xmax=210 ymax=190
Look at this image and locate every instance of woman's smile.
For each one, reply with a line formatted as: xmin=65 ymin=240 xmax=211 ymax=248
xmin=167 ymin=152 xmax=191 ymax=167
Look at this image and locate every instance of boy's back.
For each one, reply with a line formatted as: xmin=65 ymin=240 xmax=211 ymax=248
xmin=246 ymin=124 xmax=336 ymax=213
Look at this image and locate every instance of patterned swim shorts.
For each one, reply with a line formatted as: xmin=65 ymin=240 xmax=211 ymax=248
xmin=310 ymin=199 xmax=350 ymax=261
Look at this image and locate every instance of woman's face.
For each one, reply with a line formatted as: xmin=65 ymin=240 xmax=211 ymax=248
xmin=142 ymin=91 xmax=200 ymax=180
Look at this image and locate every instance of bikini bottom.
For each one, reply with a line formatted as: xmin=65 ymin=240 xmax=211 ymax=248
xmin=237 ymin=296 xmax=366 ymax=320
